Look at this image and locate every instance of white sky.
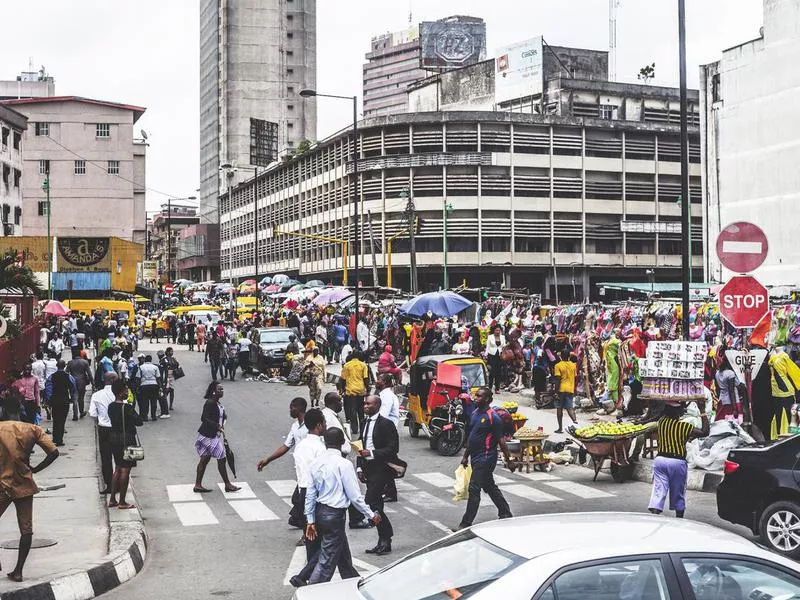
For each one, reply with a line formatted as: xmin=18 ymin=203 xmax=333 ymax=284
xmin=4 ymin=0 xmax=764 ymax=212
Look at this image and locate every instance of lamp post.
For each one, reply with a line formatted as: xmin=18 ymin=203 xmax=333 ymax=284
xmin=678 ymin=0 xmax=691 ymax=341
xmin=42 ymin=173 xmax=51 ymax=299
xmin=443 ymin=200 xmax=453 ymax=290
xmin=300 ymin=89 xmax=360 ymax=320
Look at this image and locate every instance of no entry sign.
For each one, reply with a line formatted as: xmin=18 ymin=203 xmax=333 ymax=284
xmin=719 ymin=275 xmax=769 ymax=328
xmin=716 ymin=222 xmax=768 ymax=273
xmin=164 ymin=284 xmax=174 ymax=294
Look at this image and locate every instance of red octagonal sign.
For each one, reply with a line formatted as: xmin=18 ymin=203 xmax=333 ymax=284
xmin=719 ymin=275 xmax=770 ymax=328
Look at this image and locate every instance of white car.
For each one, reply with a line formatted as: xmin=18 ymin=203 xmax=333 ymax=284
xmin=294 ymin=512 xmax=800 ymax=600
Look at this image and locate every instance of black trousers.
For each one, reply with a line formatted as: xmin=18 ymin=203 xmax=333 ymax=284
xmin=487 ymin=353 xmax=502 ymax=392
xmin=21 ymin=401 xmax=37 ymax=424
xmin=364 ymin=462 xmax=393 ymax=540
xmin=289 ymin=486 xmax=306 ymax=529
xmin=140 ymin=384 xmax=159 ymax=420
xmin=302 ymin=504 xmax=359 ymax=584
xmin=51 ymin=400 xmax=69 ymax=444
xmin=73 ymin=385 xmax=87 ymax=418
xmin=98 ymin=426 xmax=115 ymax=488
xmin=209 ymin=358 xmax=221 ymax=381
xmin=460 ymin=460 xmax=512 ymax=527
xmin=343 ymin=395 xmax=365 ymax=436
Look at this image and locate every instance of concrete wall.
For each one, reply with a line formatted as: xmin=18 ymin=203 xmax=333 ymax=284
xmin=198 ymin=0 xmax=220 ymax=225
xmin=0 ymin=106 xmax=26 ymax=235
xmin=10 ymin=100 xmax=145 ymax=241
xmin=409 ymin=59 xmax=496 ymax=113
xmin=701 ymin=0 xmax=800 ymax=285
xmin=545 ymin=46 xmax=609 ymax=81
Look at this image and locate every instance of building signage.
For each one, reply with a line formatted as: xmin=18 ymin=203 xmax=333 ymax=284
xmin=496 ymin=36 xmax=544 ymax=104
xmin=142 ymin=260 xmax=157 ymax=282
xmin=419 ymin=20 xmax=487 ymax=70
xmin=620 ymin=221 xmax=681 ymax=234
xmin=351 ymin=152 xmax=492 ymax=173
xmin=57 ymin=237 xmax=110 ymax=272
xmin=250 ymin=118 xmax=279 ymax=167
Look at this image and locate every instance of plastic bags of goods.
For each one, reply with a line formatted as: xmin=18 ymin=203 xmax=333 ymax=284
xmin=686 ymin=420 xmax=756 ymax=471
xmin=453 ymin=465 xmax=472 ymax=501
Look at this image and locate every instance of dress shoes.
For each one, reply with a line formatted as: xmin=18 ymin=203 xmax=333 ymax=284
xmin=289 ymin=576 xmax=307 ymax=588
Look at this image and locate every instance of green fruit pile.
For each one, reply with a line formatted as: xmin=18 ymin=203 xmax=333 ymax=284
xmin=573 ymin=422 xmax=648 ymax=439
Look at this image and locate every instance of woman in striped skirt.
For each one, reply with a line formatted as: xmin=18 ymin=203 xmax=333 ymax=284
xmin=194 ymin=381 xmax=240 ymax=493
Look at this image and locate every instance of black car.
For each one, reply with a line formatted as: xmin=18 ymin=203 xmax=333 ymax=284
xmin=250 ymin=327 xmax=295 ymax=370
xmin=717 ymin=434 xmax=800 ymax=558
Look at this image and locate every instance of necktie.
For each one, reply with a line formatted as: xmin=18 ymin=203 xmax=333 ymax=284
xmin=363 ymin=418 xmax=372 ymax=450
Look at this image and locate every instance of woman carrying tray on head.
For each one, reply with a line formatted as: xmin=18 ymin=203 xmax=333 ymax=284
xmin=647 ymin=399 xmax=709 ymax=519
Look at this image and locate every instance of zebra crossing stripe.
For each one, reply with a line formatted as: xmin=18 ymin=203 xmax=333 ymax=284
xmin=413 ymin=472 xmax=455 ymax=488
xmin=167 ymin=484 xmax=203 ymax=503
xmin=266 ymin=479 xmax=297 ymax=497
xmin=501 ymin=484 xmax=562 ymax=503
xmin=543 ymin=480 xmax=614 ymax=499
xmin=229 ymin=499 xmax=280 ymax=521
xmin=173 ymin=501 xmax=219 ymax=526
xmin=218 ymin=481 xmax=256 ymax=499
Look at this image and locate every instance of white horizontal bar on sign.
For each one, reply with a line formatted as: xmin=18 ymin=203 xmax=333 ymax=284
xmin=722 ymin=240 xmax=763 ymax=254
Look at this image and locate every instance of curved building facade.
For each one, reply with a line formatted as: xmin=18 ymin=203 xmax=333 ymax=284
xmin=220 ymin=109 xmax=703 ymax=300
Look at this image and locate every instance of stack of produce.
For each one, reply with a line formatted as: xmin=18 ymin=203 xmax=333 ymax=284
xmin=570 ymin=422 xmax=651 ymax=440
xmin=513 ymin=426 xmax=548 ymax=440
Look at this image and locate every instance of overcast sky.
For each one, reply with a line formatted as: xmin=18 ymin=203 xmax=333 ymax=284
xmin=4 ymin=0 xmax=764 ymax=212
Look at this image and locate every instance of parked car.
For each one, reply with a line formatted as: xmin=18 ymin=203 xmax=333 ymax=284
xmin=295 ymin=512 xmax=800 ymax=599
xmin=717 ymin=434 xmax=800 ymax=558
xmin=250 ymin=327 xmax=295 ymax=370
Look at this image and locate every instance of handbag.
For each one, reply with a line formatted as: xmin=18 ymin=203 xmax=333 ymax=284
xmin=120 ymin=403 xmax=144 ymax=462
xmin=387 ymin=456 xmax=408 ymax=479
xmin=173 ymin=365 xmax=185 ymax=380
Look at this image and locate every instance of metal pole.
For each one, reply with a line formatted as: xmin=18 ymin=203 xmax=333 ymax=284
xmin=352 ymin=96 xmax=360 ymax=320
xmin=45 ymin=174 xmax=51 ymax=299
xmin=387 ymin=239 xmax=393 ymax=288
xmin=405 ymin=191 xmax=418 ymax=293
xmin=253 ymin=167 xmax=260 ymax=309
xmin=167 ymin=198 xmax=172 ymax=283
xmin=443 ymin=198 xmax=448 ymax=290
xmin=552 ymin=257 xmax=559 ymax=304
xmin=367 ymin=211 xmax=379 ymax=286
xmin=678 ymin=0 xmax=691 ymax=341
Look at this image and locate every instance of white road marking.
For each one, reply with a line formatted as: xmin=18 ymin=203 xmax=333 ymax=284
xmin=413 ymin=472 xmax=455 ymax=488
xmin=167 ymin=484 xmax=204 ymax=503
xmin=218 ymin=481 xmax=256 ymax=500
xmin=493 ymin=474 xmax=514 ymax=484
xmin=502 ymin=484 xmax=562 ymax=502
xmin=402 ymin=490 xmax=453 ymax=509
xmin=722 ymin=240 xmax=762 ymax=254
xmin=511 ymin=471 xmax=559 ymax=482
xmin=404 ymin=506 xmax=420 ymax=515
xmin=173 ymin=502 xmax=219 ymax=526
xmin=394 ymin=479 xmax=418 ymax=491
xmin=383 ymin=506 xmax=397 ymax=514
xmin=266 ymin=479 xmax=297 ymax=497
xmin=428 ymin=520 xmax=452 ymax=533
xmin=229 ymin=499 xmax=280 ymax=521
xmin=543 ymin=481 xmax=614 ymax=499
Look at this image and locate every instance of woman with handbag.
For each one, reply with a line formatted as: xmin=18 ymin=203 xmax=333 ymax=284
xmin=194 ymin=381 xmax=240 ymax=493
xmin=107 ymin=379 xmax=142 ymax=509
xmin=485 ymin=326 xmax=506 ymax=393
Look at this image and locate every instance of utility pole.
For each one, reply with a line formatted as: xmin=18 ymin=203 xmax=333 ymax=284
xmin=443 ymin=199 xmax=453 ymax=290
xmin=367 ymin=211 xmax=379 ymax=286
xmin=352 ymin=95 xmax=360 ymax=320
xmin=253 ymin=166 xmax=260 ymax=307
xmin=402 ymin=187 xmax=418 ymax=293
xmin=166 ymin=197 xmax=172 ymax=283
xmin=678 ymin=0 xmax=691 ymax=341
xmin=43 ymin=172 xmax=51 ymax=300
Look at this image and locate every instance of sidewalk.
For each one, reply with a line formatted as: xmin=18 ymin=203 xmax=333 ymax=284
xmin=0 ymin=415 xmax=146 ymax=600
xmin=324 ymin=362 xmax=722 ymax=493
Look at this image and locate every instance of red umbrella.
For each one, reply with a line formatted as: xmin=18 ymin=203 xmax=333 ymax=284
xmin=42 ymin=300 xmax=71 ymax=317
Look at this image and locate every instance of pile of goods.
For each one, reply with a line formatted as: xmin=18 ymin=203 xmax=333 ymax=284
xmin=569 ymin=421 xmax=651 ymax=441
xmin=639 ymin=341 xmax=706 ymax=402
xmin=500 ymin=401 xmax=519 ymax=414
xmin=513 ymin=425 xmax=549 ymax=440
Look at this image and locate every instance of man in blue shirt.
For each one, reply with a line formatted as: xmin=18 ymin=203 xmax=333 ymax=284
xmin=457 ymin=387 xmax=514 ymax=530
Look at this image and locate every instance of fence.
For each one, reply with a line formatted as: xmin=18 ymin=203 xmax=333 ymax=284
xmin=0 ymin=320 xmax=41 ymax=382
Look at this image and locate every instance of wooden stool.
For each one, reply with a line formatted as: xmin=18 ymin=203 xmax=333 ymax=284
xmin=643 ymin=430 xmax=658 ymax=459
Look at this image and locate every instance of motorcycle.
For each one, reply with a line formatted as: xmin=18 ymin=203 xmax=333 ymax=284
xmin=427 ymin=389 xmax=468 ymax=456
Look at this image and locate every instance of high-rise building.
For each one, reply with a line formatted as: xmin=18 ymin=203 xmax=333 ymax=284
xmin=363 ymin=15 xmax=486 ymax=118
xmin=0 ymin=105 xmax=27 ymax=237
xmin=199 ymin=0 xmax=317 ymax=229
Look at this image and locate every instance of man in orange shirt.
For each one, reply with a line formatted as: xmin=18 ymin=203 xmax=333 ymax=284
xmin=0 ymin=395 xmax=60 ymax=581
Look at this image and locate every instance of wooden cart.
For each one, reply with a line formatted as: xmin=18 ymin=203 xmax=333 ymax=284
xmin=508 ymin=432 xmax=550 ymax=473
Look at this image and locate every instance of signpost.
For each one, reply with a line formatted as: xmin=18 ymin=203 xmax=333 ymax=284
xmin=164 ymin=283 xmax=174 ymax=295
xmin=715 ymin=222 xmax=769 ymax=439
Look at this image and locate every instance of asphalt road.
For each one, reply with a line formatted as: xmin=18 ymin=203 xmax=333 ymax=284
xmin=105 ymin=340 xmax=749 ymax=600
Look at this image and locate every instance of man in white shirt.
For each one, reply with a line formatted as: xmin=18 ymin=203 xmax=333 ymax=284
xmin=47 ymin=333 xmax=65 ymax=359
xmin=339 ymin=343 xmax=353 ymax=366
xmin=375 ymin=374 xmax=400 ymax=426
xmin=293 ymin=409 xmax=327 ymax=553
xmin=31 ymin=352 xmax=47 ymax=392
xmin=89 ymin=372 xmax=118 ymax=494
xmin=293 ymin=428 xmax=380 ymax=587
xmin=256 ymin=397 xmax=308 ymax=528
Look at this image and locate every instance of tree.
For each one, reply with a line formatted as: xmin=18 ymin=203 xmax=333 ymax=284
xmin=0 ymin=251 xmax=44 ymax=296
xmin=638 ymin=63 xmax=656 ymax=84
xmin=295 ymin=139 xmax=314 ymax=155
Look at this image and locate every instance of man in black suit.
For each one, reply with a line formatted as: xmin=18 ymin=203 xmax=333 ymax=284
xmin=357 ymin=395 xmax=397 ymax=556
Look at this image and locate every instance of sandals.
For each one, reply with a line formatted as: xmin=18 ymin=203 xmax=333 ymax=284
xmin=118 ymin=503 xmax=136 ymax=510
xmin=193 ymin=487 xmax=212 ymax=493
xmin=108 ymin=500 xmax=119 ymax=508
xmin=224 ymin=485 xmax=241 ymax=493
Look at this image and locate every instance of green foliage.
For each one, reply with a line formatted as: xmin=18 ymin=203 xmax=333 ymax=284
xmin=637 ymin=63 xmax=656 ymax=84
xmin=0 ymin=251 xmax=44 ymax=296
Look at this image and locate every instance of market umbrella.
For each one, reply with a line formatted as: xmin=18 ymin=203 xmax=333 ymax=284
xmin=313 ymin=287 xmax=353 ymax=307
xmin=223 ymin=435 xmax=237 ymax=478
xmin=399 ymin=291 xmax=472 ymax=318
xmin=42 ymin=300 xmax=71 ymax=317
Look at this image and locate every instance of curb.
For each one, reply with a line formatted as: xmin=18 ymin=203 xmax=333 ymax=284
xmin=544 ymin=440 xmax=723 ymax=493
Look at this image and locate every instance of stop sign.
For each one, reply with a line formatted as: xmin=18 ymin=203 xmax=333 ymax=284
xmin=716 ymin=222 xmax=768 ymax=273
xmin=164 ymin=284 xmax=174 ymax=294
xmin=719 ymin=275 xmax=770 ymax=328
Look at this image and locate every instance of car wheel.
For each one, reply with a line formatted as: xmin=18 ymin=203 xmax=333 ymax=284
xmin=759 ymin=501 xmax=800 ymax=558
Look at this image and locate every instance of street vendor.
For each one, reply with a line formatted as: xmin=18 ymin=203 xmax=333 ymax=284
xmin=648 ymin=399 xmax=709 ymax=519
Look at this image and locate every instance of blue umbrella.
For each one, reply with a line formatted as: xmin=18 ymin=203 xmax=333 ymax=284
xmin=399 ymin=291 xmax=472 ymax=318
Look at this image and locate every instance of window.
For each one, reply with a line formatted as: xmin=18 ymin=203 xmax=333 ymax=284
xmin=287 ymin=86 xmax=295 ymax=94
xmin=287 ymin=104 xmax=294 ymax=111
xmin=107 ymin=160 xmax=120 ymax=174
xmin=357 ymin=530 xmax=524 ymax=600
xmin=14 ymin=206 xmax=21 ymax=225
xmin=539 ymin=558 xmax=671 ymax=600
xmin=287 ymin=32 xmax=294 ymax=38
xmin=96 ymin=123 xmax=110 ymax=138
xmin=74 ymin=160 xmax=86 ymax=175
xmin=38 ymin=201 xmax=49 ymax=216
xmin=39 ymin=159 xmax=50 ymax=175
xmin=35 ymin=122 xmax=49 ymax=136
xmin=711 ymin=74 xmax=722 ymax=103
xmin=286 ymin=68 xmax=294 ymax=75
xmin=682 ymin=557 xmax=800 ymax=600
xmin=599 ymin=104 xmax=616 ymax=120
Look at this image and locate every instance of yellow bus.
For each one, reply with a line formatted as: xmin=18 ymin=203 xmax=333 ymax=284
xmin=64 ymin=299 xmax=135 ymax=323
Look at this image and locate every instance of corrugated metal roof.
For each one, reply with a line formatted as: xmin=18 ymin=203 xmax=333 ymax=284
xmin=52 ymin=272 xmax=111 ymax=291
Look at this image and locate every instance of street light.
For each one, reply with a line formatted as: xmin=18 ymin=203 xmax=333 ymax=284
xmin=300 ymin=88 xmax=361 ymax=320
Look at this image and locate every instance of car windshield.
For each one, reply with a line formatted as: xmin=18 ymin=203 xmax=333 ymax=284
xmin=460 ymin=363 xmax=486 ymax=388
xmin=260 ymin=331 xmax=293 ymax=344
xmin=188 ymin=311 xmax=219 ymax=324
xmin=358 ymin=530 xmax=524 ymax=600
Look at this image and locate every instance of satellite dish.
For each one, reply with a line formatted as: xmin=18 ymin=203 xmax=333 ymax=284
xmin=140 ymin=129 xmax=148 ymax=140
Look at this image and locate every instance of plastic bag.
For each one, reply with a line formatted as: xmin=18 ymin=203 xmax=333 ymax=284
xmin=452 ymin=464 xmax=472 ymax=501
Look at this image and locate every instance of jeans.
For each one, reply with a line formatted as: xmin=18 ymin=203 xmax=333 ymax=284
xmin=209 ymin=358 xmax=221 ymax=381
xmin=460 ymin=460 xmax=512 ymax=527
xmin=303 ymin=504 xmax=359 ymax=584
xmin=343 ymin=395 xmax=365 ymax=436
xmin=73 ymin=385 xmax=87 ymax=418
xmin=364 ymin=462 xmax=393 ymax=540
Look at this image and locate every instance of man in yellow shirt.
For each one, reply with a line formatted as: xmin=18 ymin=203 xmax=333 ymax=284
xmin=338 ymin=351 xmax=370 ymax=438
xmin=553 ymin=349 xmax=578 ymax=433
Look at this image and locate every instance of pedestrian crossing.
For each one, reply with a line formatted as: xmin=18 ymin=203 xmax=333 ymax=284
xmin=163 ymin=466 xmax=619 ymax=529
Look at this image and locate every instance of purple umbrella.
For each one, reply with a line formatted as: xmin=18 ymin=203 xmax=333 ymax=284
xmin=313 ymin=287 xmax=353 ymax=307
